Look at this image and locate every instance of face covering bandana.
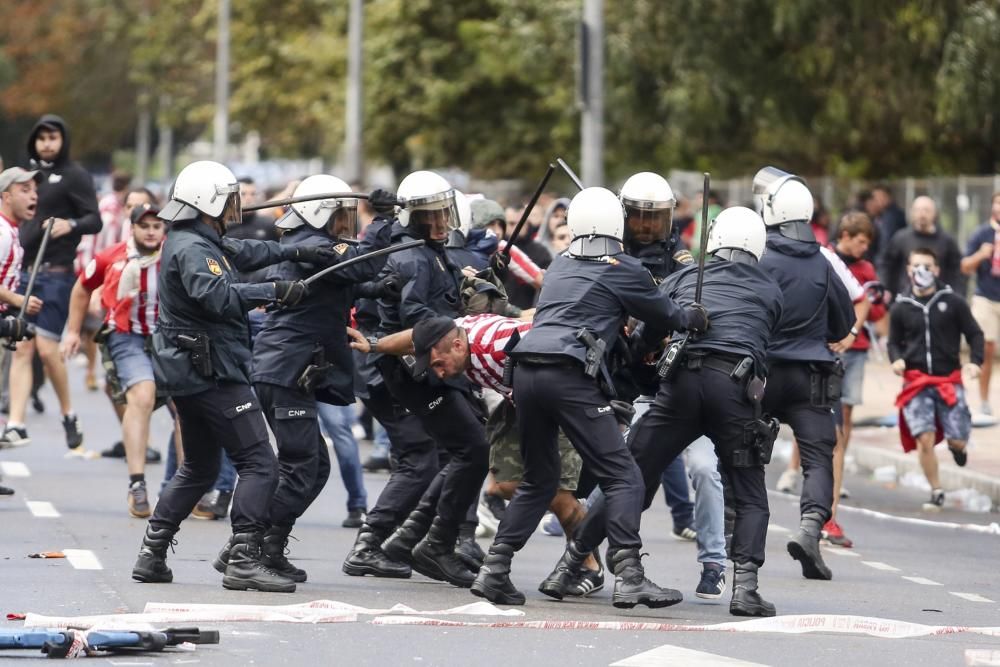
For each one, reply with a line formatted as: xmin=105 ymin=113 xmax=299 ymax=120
xmin=910 ymin=265 xmax=936 ymax=289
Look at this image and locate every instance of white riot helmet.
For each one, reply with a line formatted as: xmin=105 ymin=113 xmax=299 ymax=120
xmin=619 ymin=172 xmax=676 ymax=251
xmin=566 ymin=187 xmax=625 ymax=257
xmin=752 ymin=166 xmax=814 ymax=227
xmin=276 ymin=175 xmax=358 ymax=238
xmin=454 ymin=190 xmax=473 ymax=237
xmin=396 ymin=171 xmax=460 ymax=242
xmin=705 ymin=206 xmax=766 ymax=262
xmin=159 ymin=160 xmax=240 ymax=225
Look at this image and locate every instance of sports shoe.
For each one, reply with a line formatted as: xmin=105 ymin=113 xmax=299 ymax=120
xmin=672 ymin=524 xmax=697 ymax=541
xmin=923 ymin=488 xmax=945 ymax=511
xmin=821 ymin=519 xmax=853 ymax=548
xmin=128 ymin=481 xmax=152 ymax=518
xmin=541 ymin=513 xmax=564 ymax=536
xmin=192 ymin=489 xmax=233 ymax=520
xmin=839 ymin=486 xmax=851 ymax=500
xmin=775 ymin=468 xmax=800 ymax=494
xmin=101 ymin=441 xmax=126 ymax=458
xmin=567 ymin=562 xmax=605 ymax=597
xmin=31 ymin=392 xmax=44 ymax=414
xmin=62 ymin=415 xmax=83 ymax=450
xmin=0 ymin=484 xmax=14 ymax=496
xmin=0 ymin=425 xmax=30 ymax=448
xmin=145 ymin=448 xmax=162 ymax=464
xmin=949 ymin=445 xmax=968 ymax=467
xmin=695 ymin=564 xmax=727 ymax=599
xmin=342 ymin=509 xmax=365 ymax=528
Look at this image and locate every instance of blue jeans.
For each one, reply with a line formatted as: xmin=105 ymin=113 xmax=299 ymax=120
xmin=685 ymin=436 xmax=726 ymax=565
xmin=317 ymin=402 xmax=368 ymax=511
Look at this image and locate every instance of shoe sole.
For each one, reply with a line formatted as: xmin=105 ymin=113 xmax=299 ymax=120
xmin=612 ymin=592 xmax=683 ymax=609
xmin=132 ymin=570 xmax=173 ymax=584
xmin=0 ymin=439 xmax=31 ymax=449
xmin=538 ymin=581 xmax=566 ymax=600
xmin=695 ymin=579 xmax=727 ymax=600
xmin=222 ymin=576 xmax=295 ymax=593
xmin=341 ymin=561 xmax=412 ymax=579
xmin=471 ymin=581 xmax=526 ymax=606
xmin=411 ymin=552 xmax=474 ymax=588
xmin=787 ymin=541 xmax=833 ymax=580
xmin=730 ymin=603 xmax=776 ymax=617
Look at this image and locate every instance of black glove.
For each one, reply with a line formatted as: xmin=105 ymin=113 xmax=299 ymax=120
xmin=368 ymin=189 xmax=399 ymax=215
xmin=489 ymin=251 xmax=510 ymax=277
xmin=610 ymin=400 xmax=636 ymax=428
xmin=0 ymin=317 xmax=34 ymax=342
xmin=286 ymin=244 xmax=341 ymax=265
xmin=374 ymin=274 xmax=402 ymax=300
xmin=273 ymin=281 xmax=309 ymax=308
xmin=685 ymin=303 xmax=709 ymax=334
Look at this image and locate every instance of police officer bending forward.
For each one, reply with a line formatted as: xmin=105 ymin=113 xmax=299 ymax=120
xmin=471 ymin=187 xmax=705 ymax=609
xmin=131 ymin=161 xmax=338 ymax=593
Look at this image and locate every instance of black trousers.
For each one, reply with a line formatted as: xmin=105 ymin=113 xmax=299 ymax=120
xmin=763 ymin=361 xmax=836 ymax=522
xmin=496 ymin=363 xmax=644 ymax=551
xmin=254 ymin=382 xmax=332 ymax=529
xmin=378 ymin=357 xmax=489 ymax=530
xmin=575 ymin=365 xmax=770 ymax=566
xmin=151 ymin=382 xmax=277 ymax=535
xmin=361 ymin=382 xmax=440 ymax=531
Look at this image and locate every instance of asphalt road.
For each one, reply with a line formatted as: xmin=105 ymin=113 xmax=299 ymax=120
xmin=1 ymin=371 xmax=999 ymax=666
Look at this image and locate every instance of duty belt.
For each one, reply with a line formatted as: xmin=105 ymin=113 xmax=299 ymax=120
xmin=515 ymin=354 xmax=579 ymax=368
xmin=684 ymin=354 xmax=744 ymax=375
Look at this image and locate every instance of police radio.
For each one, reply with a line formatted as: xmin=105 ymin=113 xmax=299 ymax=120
xmin=655 ymin=336 xmax=687 ymax=380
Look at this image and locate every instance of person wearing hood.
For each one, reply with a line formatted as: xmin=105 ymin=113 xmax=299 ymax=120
xmin=535 ymin=197 xmax=571 ymax=256
xmin=753 ymin=168 xmax=854 ymax=583
xmin=1 ymin=115 xmax=101 ymax=450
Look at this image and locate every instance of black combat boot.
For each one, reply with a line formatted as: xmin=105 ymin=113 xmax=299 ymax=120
xmin=211 ymin=535 xmax=233 ymax=574
xmin=222 ymin=532 xmax=296 ymax=593
xmin=538 ymin=539 xmax=589 ymax=599
xmin=342 ymin=523 xmax=412 ymax=578
xmin=455 ymin=533 xmax=486 ymax=573
xmin=412 ymin=517 xmax=476 ymax=587
xmin=262 ymin=525 xmax=307 ymax=583
xmin=786 ymin=512 xmax=833 ymax=580
xmin=471 ymin=543 xmax=525 ymax=605
xmin=131 ymin=525 xmax=176 ymax=583
xmin=730 ymin=562 xmax=776 ymax=617
xmin=608 ymin=547 xmax=683 ymax=609
xmin=381 ymin=509 xmax=434 ymax=565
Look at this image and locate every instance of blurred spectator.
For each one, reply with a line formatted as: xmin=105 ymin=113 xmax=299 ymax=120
xmin=225 ymin=177 xmax=278 ymax=241
xmin=1 ymin=115 xmax=100 ymax=449
xmin=880 ymin=196 xmax=963 ymax=300
xmin=536 ymin=197 xmax=570 ymax=257
xmin=960 ymin=192 xmax=1000 ymax=424
xmin=810 ymin=198 xmax=831 ymax=247
xmin=854 ymin=190 xmax=885 ymax=261
xmin=872 ymin=184 xmax=907 ymax=261
xmin=549 ymin=222 xmax=572 ymax=255
xmin=502 ymin=203 xmax=550 ymax=309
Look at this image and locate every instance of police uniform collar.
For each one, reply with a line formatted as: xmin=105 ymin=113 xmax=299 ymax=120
xmin=187 ymin=219 xmax=224 ymax=246
xmin=568 ymin=236 xmax=624 ymax=259
xmin=776 ymin=220 xmax=816 ymax=243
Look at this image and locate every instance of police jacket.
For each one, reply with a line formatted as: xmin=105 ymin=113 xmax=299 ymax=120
xmin=21 ymin=115 xmax=101 ymax=268
xmin=888 ymin=284 xmax=984 ymax=375
xmin=759 ymin=229 xmax=854 ymax=364
xmin=657 ymin=260 xmax=785 ymax=374
xmin=153 ymin=221 xmax=284 ymax=396
xmin=376 ymin=226 xmax=464 ymax=336
xmin=512 ymin=246 xmax=689 ymax=367
xmin=251 ymin=220 xmax=392 ymax=404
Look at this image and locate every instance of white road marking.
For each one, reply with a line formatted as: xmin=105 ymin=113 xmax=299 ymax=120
xmin=0 ymin=461 xmax=30 ymax=477
xmin=965 ymin=649 xmax=1000 ymax=666
xmin=861 ymin=561 xmax=900 ymax=572
xmin=611 ymin=644 xmax=771 ymax=667
xmin=26 ymin=500 xmax=60 ymax=518
xmin=766 ymin=523 xmax=790 ymax=533
xmin=902 ymin=576 xmax=943 ymax=586
xmin=63 ymin=549 xmax=103 ymax=570
xmin=821 ymin=547 xmax=860 ymax=558
xmin=950 ymin=592 xmax=994 ymax=603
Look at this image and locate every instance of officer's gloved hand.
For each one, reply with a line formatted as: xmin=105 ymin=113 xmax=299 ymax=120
xmin=273 ymin=280 xmax=309 ymax=308
xmin=0 ymin=317 xmax=34 ymax=342
xmin=368 ymin=189 xmax=399 ymax=215
xmin=685 ymin=303 xmax=709 ymax=334
xmin=374 ymin=274 xmax=402 ymax=301
xmin=610 ymin=400 xmax=635 ymax=428
xmin=489 ymin=251 xmax=510 ymax=277
xmin=287 ymin=244 xmax=340 ymax=266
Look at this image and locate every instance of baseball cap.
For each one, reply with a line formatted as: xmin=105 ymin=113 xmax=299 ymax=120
xmin=130 ymin=202 xmax=161 ymax=225
xmin=411 ymin=316 xmax=460 ymax=376
xmin=0 ymin=167 xmax=40 ymax=193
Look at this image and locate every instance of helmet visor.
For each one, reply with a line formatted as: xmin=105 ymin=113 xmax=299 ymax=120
xmin=752 ymin=167 xmax=799 ymax=214
xmin=328 ymin=204 xmax=359 ymax=240
xmin=624 ymin=206 xmax=673 ymax=246
xmin=410 ymin=197 xmax=460 ymax=241
xmin=220 ymin=190 xmax=242 ymax=229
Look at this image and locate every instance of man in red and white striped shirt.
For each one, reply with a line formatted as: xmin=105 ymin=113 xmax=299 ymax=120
xmin=61 ymin=203 xmax=165 ymax=518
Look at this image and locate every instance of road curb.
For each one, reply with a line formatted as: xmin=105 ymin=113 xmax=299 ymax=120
xmin=851 ymin=441 xmax=1000 ymax=505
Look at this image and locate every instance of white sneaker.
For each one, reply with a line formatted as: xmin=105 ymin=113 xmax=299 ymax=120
xmin=0 ymin=425 xmax=30 ymax=449
xmin=972 ymin=409 xmax=996 ymax=427
xmin=775 ymin=468 xmax=801 ymax=494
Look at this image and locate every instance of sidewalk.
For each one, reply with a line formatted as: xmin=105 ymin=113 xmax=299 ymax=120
xmin=847 ymin=357 xmax=1000 ymax=505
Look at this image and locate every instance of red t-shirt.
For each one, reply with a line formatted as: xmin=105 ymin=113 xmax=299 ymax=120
xmin=81 ymin=241 xmax=160 ymax=335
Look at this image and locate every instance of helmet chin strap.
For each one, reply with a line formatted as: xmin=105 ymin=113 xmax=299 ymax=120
xmin=568 ymin=235 xmax=624 ymax=258
xmin=712 ymin=248 xmax=758 ymax=265
xmin=776 ymin=220 xmax=815 ymax=242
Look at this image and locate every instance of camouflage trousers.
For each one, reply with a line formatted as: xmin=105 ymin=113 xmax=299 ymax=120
xmin=486 ymin=397 xmax=582 ymax=491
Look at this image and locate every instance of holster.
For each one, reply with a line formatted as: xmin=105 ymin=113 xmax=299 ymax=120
xmin=808 ymin=359 xmax=845 ymax=409
xmin=734 ymin=375 xmax=779 ymax=468
xmin=297 ymin=344 xmax=332 ymax=393
xmin=575 ymin=328 xmax=617 ymax=400
xmin=500 ymin=329 xmax=521 ymax=390
xmin=176 ymin=332 xmax=213 ymax=378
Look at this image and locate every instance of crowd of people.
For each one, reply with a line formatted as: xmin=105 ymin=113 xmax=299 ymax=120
xmin=0 ymin=112 xmax=995 ymax=617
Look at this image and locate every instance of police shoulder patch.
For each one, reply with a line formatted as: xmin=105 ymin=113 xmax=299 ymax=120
xmin=333 ymin=243 xmax=349 ymax=255
xmin=206 ymin=257 xmax=223 ymax=276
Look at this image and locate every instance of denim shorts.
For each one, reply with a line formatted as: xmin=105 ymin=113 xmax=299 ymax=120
xmin=18 ymin=270 xmax=75 ymax=340
xmin=107 ymin=331 xmax=155 ymax=391
xmin=901 ymin=385 xmax=972 ymax=442
xmin=840 ymin=349 xmax=867 ymax=406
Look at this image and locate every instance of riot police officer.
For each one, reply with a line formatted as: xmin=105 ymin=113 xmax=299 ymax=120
xmin=539 ymin=207 xmax=785 ymax=616
xmin=471 ymin=187 xmax=706 ymax=609
xmin=131 ymin=161 xmax=333 ymax=593
xmin=754 ymin=167 xmax=855 ymax=581
xmin=206 ymin=175 xmax=394 ymax=584
xmin=343 ymin=171 xmax=489 ymax=588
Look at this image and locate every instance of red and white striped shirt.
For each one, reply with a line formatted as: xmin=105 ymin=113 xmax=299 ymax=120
xmin=0 ymin=211 xmax=24 ymax=313
xmin=81 ymin=241 xmax=160 ymax=335
xmin=457 ymin=314 xmax=533 ymax=394
xmin=497 ymin=240 xmax=544 ymax=287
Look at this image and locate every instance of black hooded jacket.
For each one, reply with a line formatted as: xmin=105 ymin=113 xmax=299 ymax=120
xmin=21 ymin=115 xmax=101 ymax=268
